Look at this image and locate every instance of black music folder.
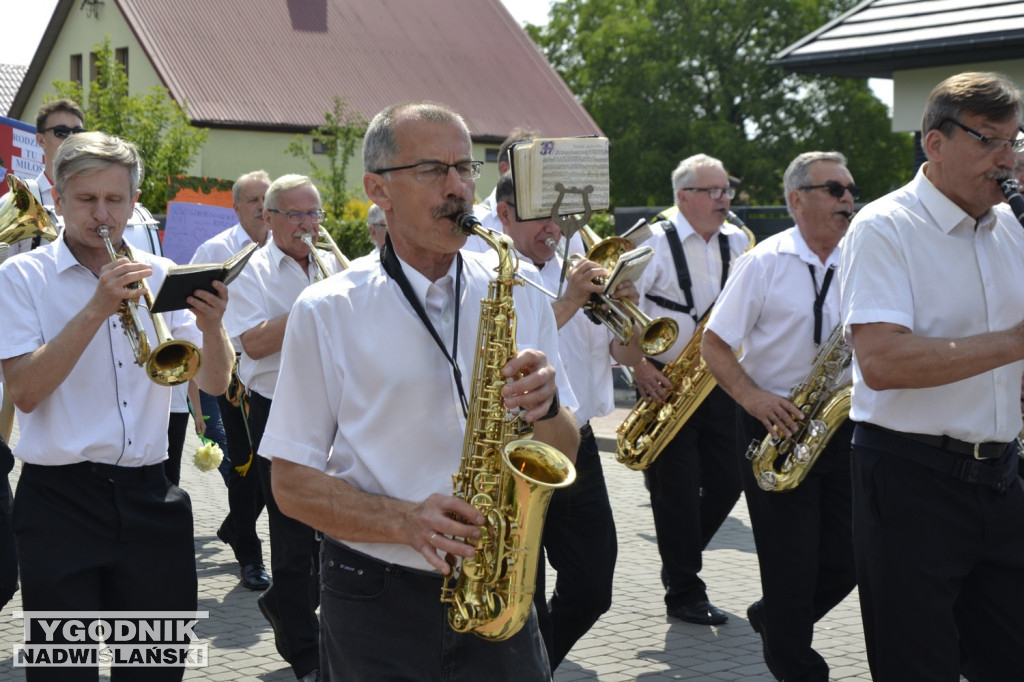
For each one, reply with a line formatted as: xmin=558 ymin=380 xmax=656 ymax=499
xmin=150 ymin=242 xmax=258 ymax=313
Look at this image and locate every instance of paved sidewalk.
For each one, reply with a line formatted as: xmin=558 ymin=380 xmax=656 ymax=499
xmin=0 ymin=408 xmax=872 ymax=681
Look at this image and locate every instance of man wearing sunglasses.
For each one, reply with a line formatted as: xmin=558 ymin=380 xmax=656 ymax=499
xmin=634 ymin=154 xmax=750 ymax=627
xmin=841 ymin=72 xmax=1024 ymax=681
xmin=34 ymin=99 xmax=86 ymax=208
xmin=702 ymin=151 xmax=858 ymax=681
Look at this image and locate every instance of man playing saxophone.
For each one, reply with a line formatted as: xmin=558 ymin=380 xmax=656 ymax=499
xmin=701 ymin=151 xmax=858 ymax=682
xmin=222 ymin=173 xmax=342 ymax=682
xmin=261 ymin=102 xmax=578 ymax=681
xmin=841 ymin=72 xmax=1024 ymax=681
xmin=0 ymin=131 xmax=233 ymax=682
xmin=633 ymin=153 xmax=748 ymax=625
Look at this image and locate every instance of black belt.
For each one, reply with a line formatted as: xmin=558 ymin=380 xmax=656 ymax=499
xmin=23 ymin=460 xmax=167 ymax=483
xmin=854 ymin=423 xmax=1018 ymax=493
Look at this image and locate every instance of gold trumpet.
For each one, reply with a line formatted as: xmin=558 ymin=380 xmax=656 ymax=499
xmin=300 ymin=227 xmax=350 ymax=281
xmin=575 ymin=226 xmax=678 ymax=356
xmin=98 ymin=226 xmax=201 ymax=386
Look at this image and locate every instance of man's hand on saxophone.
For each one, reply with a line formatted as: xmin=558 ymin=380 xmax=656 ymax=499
xmin=634 ymin=356 xmax=673 ymax=403
xmin=408 ymin=493 xmax=484 ymax=575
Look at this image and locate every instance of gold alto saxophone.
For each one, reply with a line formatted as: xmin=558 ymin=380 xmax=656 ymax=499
xmin=440 ymin=212 xmax=576 ymax=641
xmin=615 ymin=215 xmax=755 ymax=470
xmin=746 ymin=323 xmax=852 ymax=491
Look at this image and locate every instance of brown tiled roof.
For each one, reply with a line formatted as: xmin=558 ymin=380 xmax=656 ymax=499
xmin=95 ymin=0 xmax=599 ymax=140
xmin=0 ymin=64 xmax=27 ymax=117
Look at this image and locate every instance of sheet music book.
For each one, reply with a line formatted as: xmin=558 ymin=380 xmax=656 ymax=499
xmin=603 ymin=245 xmax=654 ymax=294
xmin=509 ymin=137 xmax=610 ymax=221
xmin=620 ymin=218 xmax=653 ymax=247
xmin=150 ymin=242 xmax=258 ymax=313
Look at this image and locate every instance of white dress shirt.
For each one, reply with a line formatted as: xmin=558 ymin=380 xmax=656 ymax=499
xmin=0 ymin=236 xmax=201 ymax=466
xmin=706 ymin=226 xmax=845 ymax=397
xmin=192 ymin=223 xmax=270 ymax=352
xmin=638 ymin=210 xmax=750 ymax=363
xmin=258 ymin=249 xmax=576 ymax=571
xmin=530 ymin=254 xmax=615 ymax=425
xmin=840 ymin=166 xmax=1024 ymax=443
xmin=223 ymin=239 xmax=340 ymax=399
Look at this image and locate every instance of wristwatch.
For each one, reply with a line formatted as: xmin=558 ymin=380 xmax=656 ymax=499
xmin=538 ymin=392 xmax=561 ymax=421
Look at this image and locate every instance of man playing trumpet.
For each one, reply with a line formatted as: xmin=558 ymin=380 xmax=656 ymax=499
xmin=0 ymin=131 xmax=233 ymax=681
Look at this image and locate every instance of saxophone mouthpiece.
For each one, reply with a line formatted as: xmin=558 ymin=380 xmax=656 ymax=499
xmin=724 ymin=210 xmax=746 ymax=228
xmin=449 ymin=212 xmax=482 ymax=235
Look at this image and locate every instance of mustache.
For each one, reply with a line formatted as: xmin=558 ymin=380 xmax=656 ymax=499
xmin=988 ymin=169 xmax=1016 ymax=181
xmin=432 ymin=198 xmax=472 ymax=220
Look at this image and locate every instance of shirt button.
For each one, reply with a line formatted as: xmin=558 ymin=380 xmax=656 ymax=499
xmin=122 ymin=401 xmax=128 ymax=407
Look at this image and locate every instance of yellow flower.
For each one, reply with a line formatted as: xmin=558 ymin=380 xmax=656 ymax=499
xmin=193 ymin=440 xmax=224 ymax=472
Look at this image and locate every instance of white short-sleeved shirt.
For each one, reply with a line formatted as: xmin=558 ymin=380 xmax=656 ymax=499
xmin=528 ymin=255 xmax=615 ymax=425
xmin=258 ymin=248 xmax=575 ymax=571
xmin=706 ymin=227 xmax=845 ymax=397
xmin=840 ymin=166 xmax=1024 ymax=442
xmin=192 ymin=223 xmax=269 ymax=352
xmin=223 ymin=240 xmax=341 ymax=399
xmin=0 ymin=237 xmax=201 ymax=466
xmin=638 ymin=211 xmax=750 ymax=362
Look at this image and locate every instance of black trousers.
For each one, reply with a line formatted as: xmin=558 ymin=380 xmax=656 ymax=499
xmin=165 ymin=412 xmax=189 ymax=486
xmin=852 ymin=423 xmax=1024 ymax=682
xmin=645 ymin=385 xmax=741 ymax=606
xmin=533 ymin=424 xmax=617 ymax=670
xmin=13 ymin=461 xmax=196 ymax=682
xmin=320 ymin=540 xmax=550 ymax=681
xmin=0 ymin=435 xmax=17 ymax=609
xmin=216 ymin=392 xmax=265 ymax=566
xmin=248 ymin=391 xmax=320 ymax=678
xmin=739 ymin=410 xmax=856 ymax=682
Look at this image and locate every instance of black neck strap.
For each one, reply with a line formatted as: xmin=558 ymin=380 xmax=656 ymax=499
xmin=645 ymin=222 xmax=731 ymax=322
xmin=381 ymin=235 xmax=468 ymax=417
xmin=808 ymin=264 xmax=835 ymax=346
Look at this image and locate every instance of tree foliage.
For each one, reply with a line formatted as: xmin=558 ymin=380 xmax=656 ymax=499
xmin=526 ymin=0 xmax=914 ymax=207
xmin=50 ymin=36 xmax=208 ymax=211
xmin=286 ymin=96 xmax=371 ymax=257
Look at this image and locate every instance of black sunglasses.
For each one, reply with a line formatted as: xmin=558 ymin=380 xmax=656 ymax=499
xmin=798 ymin=181 xmax=860 ymax=200
xmin=43 ymin=125 xmax=86 ymax=139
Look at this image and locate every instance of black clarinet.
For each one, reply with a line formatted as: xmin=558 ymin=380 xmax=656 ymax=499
xmin=998 ymin=178 xmax=1024 ymax=227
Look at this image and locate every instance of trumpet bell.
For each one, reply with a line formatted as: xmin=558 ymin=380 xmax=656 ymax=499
xmin=0 ymin=175 xmax=58 ymax=256
xmin=147 ymin=339 xmax=201 ymax=387
xmin=640 ymin=317 xmax=679 ymax=356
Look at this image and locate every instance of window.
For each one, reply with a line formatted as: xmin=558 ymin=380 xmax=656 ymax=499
xmin=70 ymin=54 xmax=82 ymax=85
xmin=115 ymin=47 xmax=128 ymax=76
xmin=89 ymin=51 xmax=99 ymax=82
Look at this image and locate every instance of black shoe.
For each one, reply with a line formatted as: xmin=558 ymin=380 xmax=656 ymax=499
xmin=216 ymin=517 xmax=236 ymax=549
xmin=747 ymin=599 xmax=764 ymax=634
xmin=667 ymin=599 xmax=728 ymax=625
xmin=240 ymin=562 xmax=270 ymax=591
xmin=257 ymin=589 xmax=291 ymax=661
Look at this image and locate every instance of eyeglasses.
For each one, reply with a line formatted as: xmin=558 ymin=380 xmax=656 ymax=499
xmin=267 ymin=209 xmax=326 ymax=224
xmin=372 ymin=161 xmax=483 ymax=183
xmin=368 ymin=222 xmax=387 ymax=229
xmin=682 ymin=187 xmax=735 ymax=200
xmin=941 ymin=118 xmax=1024 ymax=153
xmin=798 ymin=181 xmax=861 ymax=200
xmin=43 ymin=125 xmax=86 ymax=139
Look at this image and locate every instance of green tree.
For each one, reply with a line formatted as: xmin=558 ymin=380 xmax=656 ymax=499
xmin=50 ymin=36 xmax=208 ymax=211
xmin=286 ymin=96 xmax=370 ymax=257
xmin=526 ymin=0 xmax=913 ymax=207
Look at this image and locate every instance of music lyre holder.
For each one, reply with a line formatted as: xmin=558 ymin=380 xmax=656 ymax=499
xmin=548 ymin=183 xmax=594 ymax=299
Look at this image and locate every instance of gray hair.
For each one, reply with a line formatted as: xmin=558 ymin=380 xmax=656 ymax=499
xmin=232 ymin=169 xmax=270 ymax=203
xmin=922 ymin=72 xmax=1023 ymax=140
xmin=783 ymin=151 xmax=848 ymax=214
xmin=53 ymin=131 xmax=143 ymax=198
xmin=671 ymin=154 xmax=726 ymax=197
xmin=363 ymin=101 xmax=469 ymax=174
xmin=367 ymin=203 xmax=385 ymax=226
xmin=264 ymin=174 xmax=320 ymax=210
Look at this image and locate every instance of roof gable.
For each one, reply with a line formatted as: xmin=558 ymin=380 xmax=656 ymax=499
xmin=19 ymin=0 xmax=600 ymax=141
xmin=0 ymin=64 xmax=28 ymax=117
xmin=773 ymin=0 xmax=1024 ymax=78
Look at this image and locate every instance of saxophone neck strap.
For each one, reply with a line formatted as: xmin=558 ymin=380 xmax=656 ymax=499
xmin=808 ymin=263 xmax=835 ymax=347
xmin=382 ymin=235 xmax=468 ymax=418
xmin=649 ymin=221 xmax=731 ymax=322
